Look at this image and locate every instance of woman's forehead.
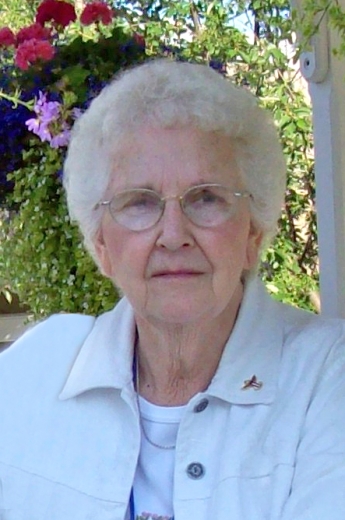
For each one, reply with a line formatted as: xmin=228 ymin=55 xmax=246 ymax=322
xmin=107 ymin=126 xmax=242 ymax=191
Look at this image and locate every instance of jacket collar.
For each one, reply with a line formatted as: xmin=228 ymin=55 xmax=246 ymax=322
xmin=59 ymin=278 xmax=283 ymax=404
xmin=59 ymin=297 xmax=136 ymax=400
xmin=207 ymin=278 xmax=283 ymax=405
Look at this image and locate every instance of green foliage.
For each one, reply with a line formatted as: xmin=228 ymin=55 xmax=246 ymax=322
xmin=293 ymin=0 xmax=345 ymax=57
xmin=0 ymin=144 xmax=117 ymax=318
xmin=0 ymin=0 xmax=40 ymax=31
xmin=261 ymin=88 xmax=318 ymax=310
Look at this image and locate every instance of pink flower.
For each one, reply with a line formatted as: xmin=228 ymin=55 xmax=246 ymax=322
xmin=0 ymin=27 xmax=16 ymax=47
xmin=36 ymin=0 xmax=77 ymax=28
xmin=16 ymin=23 xmax=51 ymax=44
xmin=80 ymin=2 xmax=114 ymax=26
xmin=15 ymin=39 xmax=55 ymax=70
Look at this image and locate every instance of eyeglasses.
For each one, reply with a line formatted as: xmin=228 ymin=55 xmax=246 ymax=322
xmin=94 ymin=183 xmax=251 ymax=231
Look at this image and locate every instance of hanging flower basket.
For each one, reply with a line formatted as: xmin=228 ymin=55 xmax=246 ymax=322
xmin=0 ymin=0 xmax=147 ymax=318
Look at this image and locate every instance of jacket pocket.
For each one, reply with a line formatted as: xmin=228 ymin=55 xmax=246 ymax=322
xmin=0 ymin=462 xmax=126 ymax=520
xmin=210 ymin=460 xmax=295 ymax=520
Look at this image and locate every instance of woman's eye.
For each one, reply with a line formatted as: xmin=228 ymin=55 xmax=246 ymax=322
xmin=193 ymin=189 xmax=223 ymax=204
xmin=129 ymin=196 xmax=149 ymax=207
xmin=200 ymin=190 xmax=218 ymax=202
xmin=124 ymin=194 xmax=157 ymax=211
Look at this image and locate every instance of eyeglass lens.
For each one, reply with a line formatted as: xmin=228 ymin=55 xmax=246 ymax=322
xmin=109 ymin=185 xmax=242 ymax=231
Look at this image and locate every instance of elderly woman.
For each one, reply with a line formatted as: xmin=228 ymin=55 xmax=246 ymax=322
xmin=0 ymin=59 xmax=345 ymax=520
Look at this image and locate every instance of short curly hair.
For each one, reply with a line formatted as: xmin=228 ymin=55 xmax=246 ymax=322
xmin=63 ymin=58 xmax=286 ymax=262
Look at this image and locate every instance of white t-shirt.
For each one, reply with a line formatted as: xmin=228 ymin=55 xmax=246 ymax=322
xmin=132 ymin=396 xmax=186 ymax=520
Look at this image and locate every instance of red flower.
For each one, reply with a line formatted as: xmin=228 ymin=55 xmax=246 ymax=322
xmin=15 ymin=39 xmax=55 ymax=70
xmin=0 ymin=27 xmax=16 ymax=47
xmin=16 ymin=23 xmax=51 ymax=44
xmin=36 ymin=0 xmax=76 ymax=28
xmin=80 ymin=2 xmax=113 ymax=26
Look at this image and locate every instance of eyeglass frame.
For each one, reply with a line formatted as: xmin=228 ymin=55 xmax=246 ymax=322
xmin=94 ymin=182 xmax=252 ymax=231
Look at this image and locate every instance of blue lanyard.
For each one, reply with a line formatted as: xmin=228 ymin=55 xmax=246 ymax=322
xmin=129 ymin=490 xmax=135 ymax=520
xmin=129 ymin=475 xmax=174 ymax=520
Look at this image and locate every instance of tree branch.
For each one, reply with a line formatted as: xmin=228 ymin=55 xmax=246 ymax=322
xmin=189 ymin=1 xmax=201 ymax=34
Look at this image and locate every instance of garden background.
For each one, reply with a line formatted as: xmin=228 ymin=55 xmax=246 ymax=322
xmin=1 ymin=0 xmax=340 ymax=319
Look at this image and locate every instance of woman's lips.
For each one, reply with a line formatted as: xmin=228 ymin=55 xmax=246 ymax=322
xmin=151 ymin=270 xmax=204 ymax=278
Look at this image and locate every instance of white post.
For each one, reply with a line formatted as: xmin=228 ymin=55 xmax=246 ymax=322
xmin=310 ymin=77 xmax=345 ymax=318
xmin=296 ymin=3 xmax=345 ymax=318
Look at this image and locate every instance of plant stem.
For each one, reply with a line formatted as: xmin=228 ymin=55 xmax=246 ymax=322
xmin=0 ymin=90 xmax=34 ymax=110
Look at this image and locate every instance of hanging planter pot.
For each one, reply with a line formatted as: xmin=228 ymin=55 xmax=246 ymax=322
xmin=0 ymin=289 xmax=29 ymax=315
xmin=0 ymin=287 xmax=30 ymax=349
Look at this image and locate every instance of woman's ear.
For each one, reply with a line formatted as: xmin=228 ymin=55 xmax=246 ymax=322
xmin=94 ymin=225 xmax=113 ymax=278
xmin=244 ymin=222 xmax=263 ymax=271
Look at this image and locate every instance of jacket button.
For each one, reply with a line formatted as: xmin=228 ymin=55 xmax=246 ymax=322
xmin=186 ymin=462 xmax=205 ymax=479
xmin=193 ymin=398 xmax=209 ymax=413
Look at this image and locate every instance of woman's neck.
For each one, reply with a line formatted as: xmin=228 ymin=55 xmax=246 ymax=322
xmin=134 ymin=284 xmax=243 ymax=406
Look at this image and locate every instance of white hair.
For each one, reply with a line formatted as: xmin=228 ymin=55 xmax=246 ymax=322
xmin=63 ymin=58 xmax=286 ymax=262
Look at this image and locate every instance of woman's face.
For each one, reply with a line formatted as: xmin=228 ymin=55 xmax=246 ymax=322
xmin=95 ymin=127 xmax=262 ymax=326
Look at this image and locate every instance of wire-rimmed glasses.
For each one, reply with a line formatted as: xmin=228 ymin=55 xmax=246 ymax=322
xmin=94 ymin=183 xmax=251 ymax=231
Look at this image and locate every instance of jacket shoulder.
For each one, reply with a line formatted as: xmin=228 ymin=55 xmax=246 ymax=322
xmin=0 ymin=313 xmax=96 ymax=386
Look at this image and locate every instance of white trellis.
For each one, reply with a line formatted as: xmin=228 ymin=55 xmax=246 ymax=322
xmin=294 ymin=0 xmax=345 ymax=317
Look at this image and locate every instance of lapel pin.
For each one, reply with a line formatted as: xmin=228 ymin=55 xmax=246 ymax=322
xmin=241 ymin=375 xmax=263 ymax=391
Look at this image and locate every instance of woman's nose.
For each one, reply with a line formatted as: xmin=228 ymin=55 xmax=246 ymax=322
xmin=155 ymin=199 xmax=195 ymax=250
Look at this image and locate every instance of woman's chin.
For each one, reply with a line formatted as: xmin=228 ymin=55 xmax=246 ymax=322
xmin=142 ymin=296 xmax=218 ymax=327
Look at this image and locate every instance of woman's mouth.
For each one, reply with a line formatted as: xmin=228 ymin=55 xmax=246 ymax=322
xmin=152 ymin=270 xmax=204 ymax=279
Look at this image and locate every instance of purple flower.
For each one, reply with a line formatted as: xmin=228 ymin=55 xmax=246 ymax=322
xmin=25 ymin=117 xmax=41 ymax=133
xmin=35 ymin=91 xmax=47 ymax=109
xmin=50 ymin=128 xmax=71 ymax=148
xmin=72 ymin=107 xmax=83 ymax=120
xmin=34 ymin=91 xmax=50 ymax=113
xmin=25 ymin=117 xmax=52 ymax=142
xmin=40 ymin=101 xmax=60 ymax=122
xmin=32 ymin=91 xmax=61 ymax=123
xmin=25 ymin=90 xmax=72 ymax=148
xmin=36 ymin=123 xmax=52 ymax=142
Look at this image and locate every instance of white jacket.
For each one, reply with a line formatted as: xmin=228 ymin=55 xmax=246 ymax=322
xmin=0 ymin=278 xmax=345 ymax=520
